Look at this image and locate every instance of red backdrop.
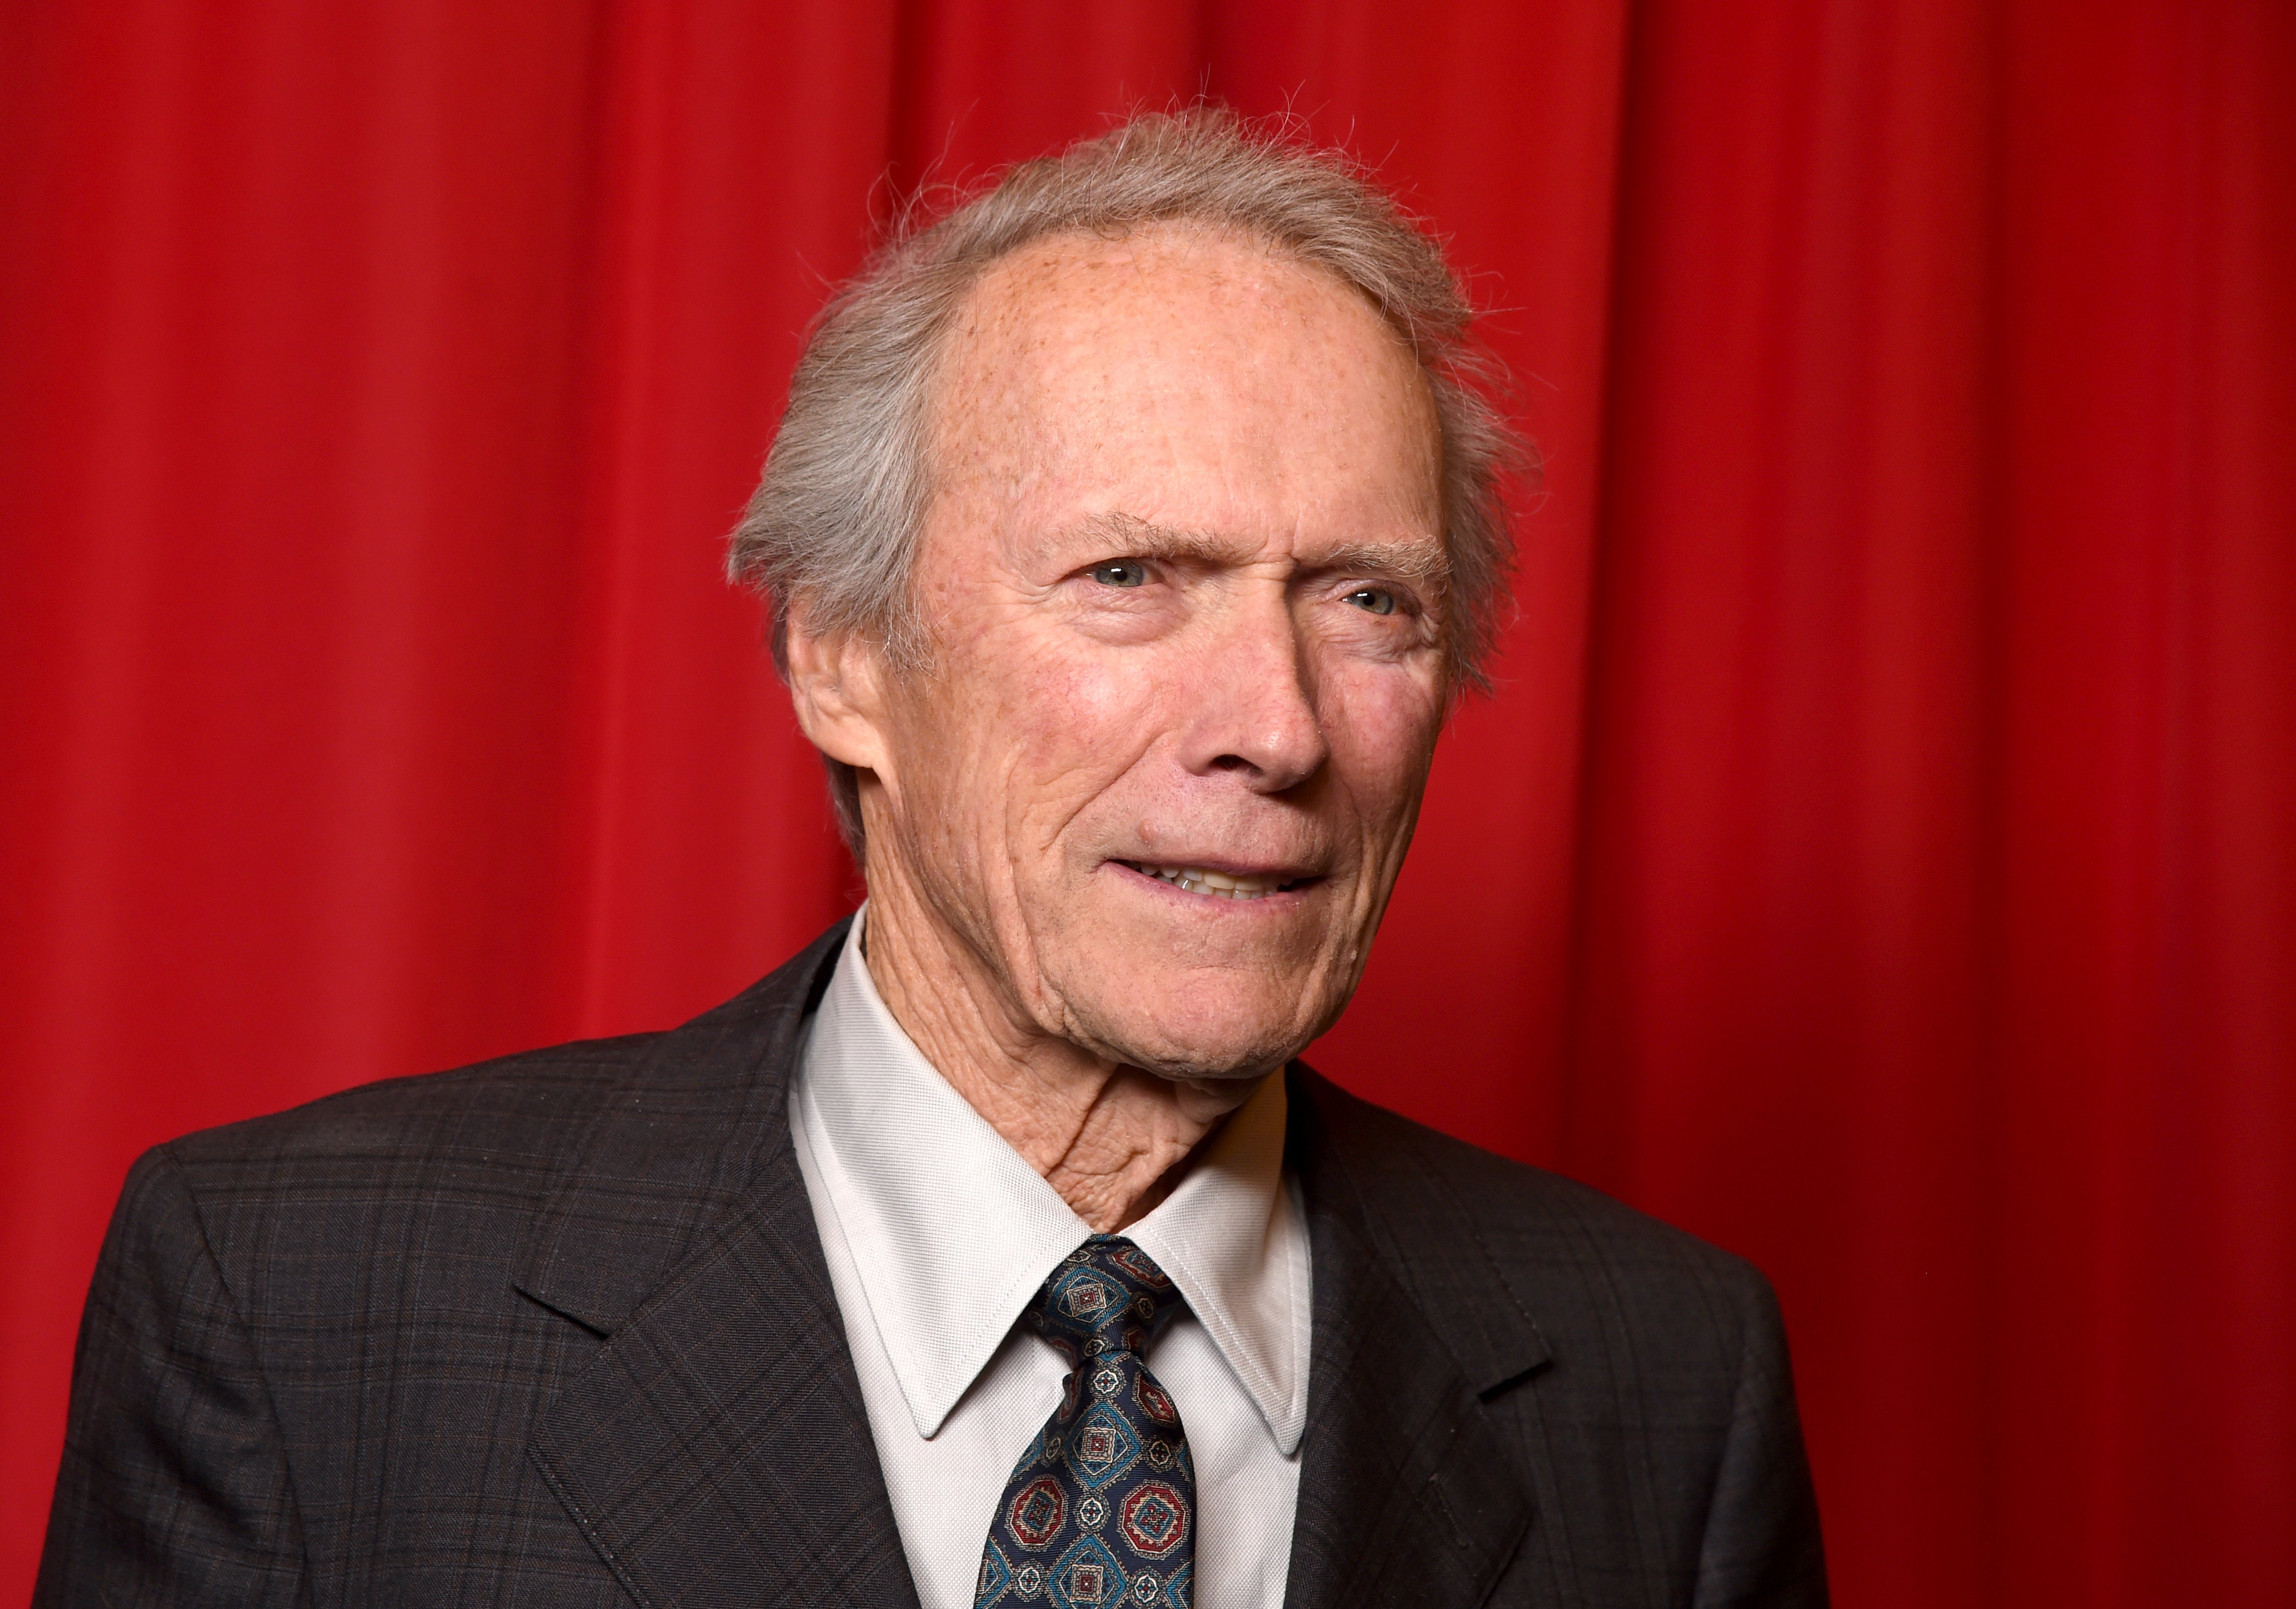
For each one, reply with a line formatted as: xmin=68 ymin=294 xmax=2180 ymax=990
xmin=4 ymin=2 xmax=2290 ymax=1603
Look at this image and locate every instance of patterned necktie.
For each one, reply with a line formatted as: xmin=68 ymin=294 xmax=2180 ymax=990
xmin=975 ymin=1235 xmax=1195 ymax=1609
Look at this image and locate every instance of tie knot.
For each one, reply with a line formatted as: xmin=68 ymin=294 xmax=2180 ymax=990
xmin=1025 ymin=1236 xmax=1182 ymax=1362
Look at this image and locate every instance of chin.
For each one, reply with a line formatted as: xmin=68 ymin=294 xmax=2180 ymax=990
xmin=1062 ymin=973 xmax=1336 ymax=1081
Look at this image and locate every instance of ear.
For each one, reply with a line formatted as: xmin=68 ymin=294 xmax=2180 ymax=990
xmin=783 ymin=601 xmax=895 ymax=781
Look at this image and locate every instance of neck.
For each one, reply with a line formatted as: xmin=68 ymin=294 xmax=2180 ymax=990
xmin=856 ymin=880 xmax=1259 ymax=1234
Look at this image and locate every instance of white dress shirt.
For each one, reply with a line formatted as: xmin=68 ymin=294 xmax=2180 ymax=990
xmin=790 ymin=910 xmax=1310 ymax=1609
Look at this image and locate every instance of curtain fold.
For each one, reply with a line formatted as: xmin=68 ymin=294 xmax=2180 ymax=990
xmin=3 ymin=2 xmax=2288 ymax=1602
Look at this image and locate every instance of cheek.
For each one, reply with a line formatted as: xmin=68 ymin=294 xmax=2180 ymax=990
xmin=1322 ymin=665 xmax=1446 ymax=827
xmin=948 ymin=630 xmax=1166 ymax=835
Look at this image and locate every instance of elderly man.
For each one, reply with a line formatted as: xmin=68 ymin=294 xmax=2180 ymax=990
xmin=40 ymin=113 xmax=1825 ymax=1608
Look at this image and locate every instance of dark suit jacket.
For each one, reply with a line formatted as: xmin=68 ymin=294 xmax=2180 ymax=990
xmin=38 ymin=920 xmax=1826 ymax=1607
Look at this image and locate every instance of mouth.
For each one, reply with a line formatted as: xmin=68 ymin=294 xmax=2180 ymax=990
xmin=1114 ymin=861 xmax=1318 ymax=901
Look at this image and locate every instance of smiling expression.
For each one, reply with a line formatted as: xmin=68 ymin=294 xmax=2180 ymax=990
xmin=827 ymin=223 xmax=1453 ymax=1079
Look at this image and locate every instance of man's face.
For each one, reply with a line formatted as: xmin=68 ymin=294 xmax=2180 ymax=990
xmin=851 ymin=224 xmax=1451 ymax=1079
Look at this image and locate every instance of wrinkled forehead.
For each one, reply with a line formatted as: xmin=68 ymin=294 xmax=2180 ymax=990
xmin=925 ymin=223 xmax=1445 ymax=528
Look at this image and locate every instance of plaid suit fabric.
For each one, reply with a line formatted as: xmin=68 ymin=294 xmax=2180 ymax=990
xmin=1279 ymin=1081 xmax=1827 ymax=1609
xmin=38 ymin=918 xmax=1824 ymax=1607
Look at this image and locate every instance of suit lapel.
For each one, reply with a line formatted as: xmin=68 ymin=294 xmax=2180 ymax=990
xmin=1283 ymin=1071 xmax=1536 ymax=1609
xmin=517 ymin=920 xmax=922 ymax=1609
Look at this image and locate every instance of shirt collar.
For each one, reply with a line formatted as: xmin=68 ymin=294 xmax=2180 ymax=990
xmin=794 ymin=908 xmax=1307 ymax=1453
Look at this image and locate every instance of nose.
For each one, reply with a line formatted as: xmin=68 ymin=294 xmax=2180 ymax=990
xmin=1176 ymin=594 xmax=1329 ymax=794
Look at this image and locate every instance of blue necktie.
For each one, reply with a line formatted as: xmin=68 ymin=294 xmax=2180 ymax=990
xmin=975 ymin=1236 xmax=1195 ymax=1608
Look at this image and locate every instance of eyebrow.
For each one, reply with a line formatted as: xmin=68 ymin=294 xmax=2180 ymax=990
xmin=1057 ymin=511 xmax=1452 ymax=592
xmin=1307 ymin=538 xmax=1453 ymax=592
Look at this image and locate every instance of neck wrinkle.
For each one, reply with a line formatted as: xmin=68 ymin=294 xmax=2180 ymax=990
xmin=852 ymin=893 xmax=1251 ymax=1232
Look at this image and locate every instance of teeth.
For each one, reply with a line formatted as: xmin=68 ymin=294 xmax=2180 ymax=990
xmin=1132 ymin=863 xmax=1288 ymax=899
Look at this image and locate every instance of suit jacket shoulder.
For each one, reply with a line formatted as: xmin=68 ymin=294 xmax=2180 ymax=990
xmin=1288 ymin=1069 xmax=1827 ymax=1609
xmin=1294 ymin=1069 xmax=1777 ymax=1387
xmin=39 ymin=1037 xmax=666 ymax=1609
xmin=37 ymin=922 xmax=905 ymax=1609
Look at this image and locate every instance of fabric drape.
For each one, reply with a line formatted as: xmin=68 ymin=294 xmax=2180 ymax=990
xmin=3 ymin=2 xmax=2288 ymax=1603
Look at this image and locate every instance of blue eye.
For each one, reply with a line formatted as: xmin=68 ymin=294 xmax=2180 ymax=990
xmin=1345 ymin=587 xmax=1398 ymax=616
xmin=1089 ymin=561 xmax=1148 ymax=588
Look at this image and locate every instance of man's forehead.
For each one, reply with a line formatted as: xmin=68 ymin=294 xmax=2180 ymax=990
xmin=965 ymin=222 xmax=1312 ymax=316
xmin=947 ymin=223 xmax=1416 ymax=388
xmin=928 ymin=223 xmax=1446 ymax=559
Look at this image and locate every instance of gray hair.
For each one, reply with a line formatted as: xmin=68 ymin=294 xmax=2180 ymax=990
xmin=728 ymin=107 xmax=1530 ymax=847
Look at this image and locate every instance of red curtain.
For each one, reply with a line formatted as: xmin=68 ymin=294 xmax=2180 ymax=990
xmin=4 ymin=2 xmax=2289 ymax=1602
